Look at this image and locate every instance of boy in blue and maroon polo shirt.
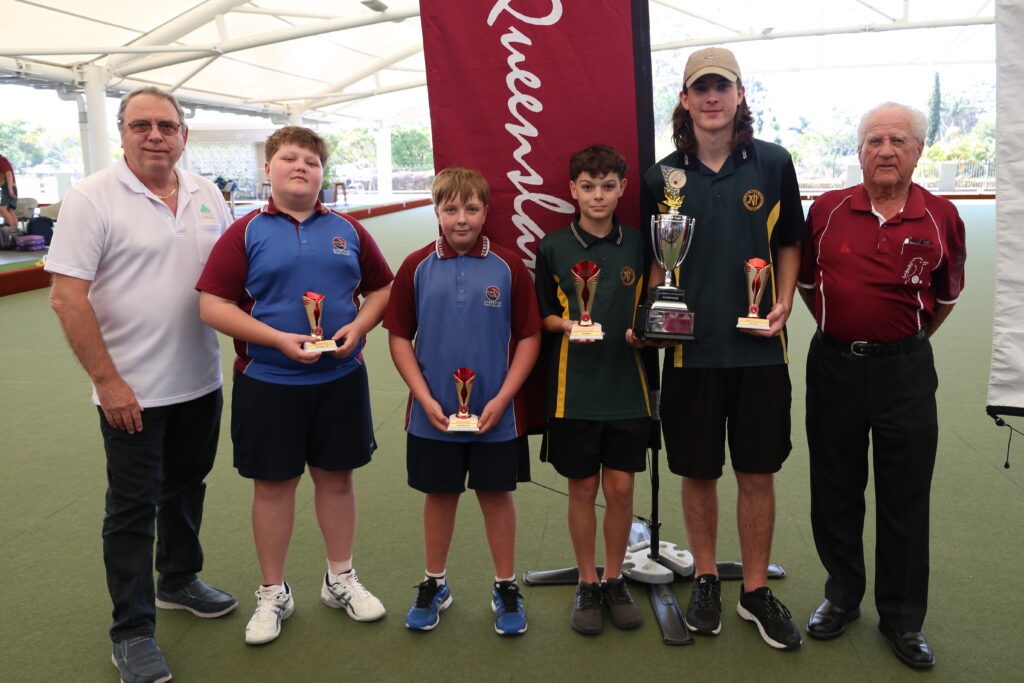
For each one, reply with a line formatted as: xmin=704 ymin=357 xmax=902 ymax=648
xmin=383 ymin=166 xmax=541 ymax=636
xmin=197 ymin=126 xmax=392 ymax=646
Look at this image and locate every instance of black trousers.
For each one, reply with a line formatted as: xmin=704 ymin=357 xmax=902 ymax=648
xmin=806 ymin=334 xmax=937 ymax=632
xmin=98 ymin=389 xmax=222 ymax=642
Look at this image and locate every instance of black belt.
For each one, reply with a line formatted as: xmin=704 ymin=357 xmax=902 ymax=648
xmin=816 ymin=329 xmax=927 ymax=357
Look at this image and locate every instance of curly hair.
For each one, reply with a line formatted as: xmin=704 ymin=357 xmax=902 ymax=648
xmin=670 ymin=80 xmax=754 ymax=155
xmin=569 ymin=144 xmax=628 ymax=181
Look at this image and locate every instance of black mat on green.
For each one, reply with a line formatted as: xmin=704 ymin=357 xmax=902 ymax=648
xmin=2 ymin=202 xmax=1020 ymax=681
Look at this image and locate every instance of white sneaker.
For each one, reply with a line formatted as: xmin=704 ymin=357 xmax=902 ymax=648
xmin=321 ymin=570 xmax=386 ymax=621
xmin=245 ymin=583 xmax=295 ymax=645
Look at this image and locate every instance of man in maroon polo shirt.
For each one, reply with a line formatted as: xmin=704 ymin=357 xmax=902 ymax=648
xmin=797 ymin=102 xmax=966 ymax=670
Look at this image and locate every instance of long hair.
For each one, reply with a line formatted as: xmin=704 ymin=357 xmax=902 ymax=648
xmin=670 ymin=80 xmax=755 ymax=155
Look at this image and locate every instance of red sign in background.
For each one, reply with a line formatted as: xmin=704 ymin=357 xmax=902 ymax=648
xmin=422 ymin=0 xmax=655 ymax=428
xmin=422 ymin=0 xmax=653 ymax=269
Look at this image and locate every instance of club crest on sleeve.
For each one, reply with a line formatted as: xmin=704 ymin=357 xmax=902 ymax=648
xmin=332 ymin=236 xmax=350 ymax=255
xmin=484 ymin=285 xmax=502 ymax=307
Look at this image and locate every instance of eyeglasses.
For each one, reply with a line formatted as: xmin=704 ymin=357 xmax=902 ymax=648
xmin=121 ymin=120 xmax=182 ymax=136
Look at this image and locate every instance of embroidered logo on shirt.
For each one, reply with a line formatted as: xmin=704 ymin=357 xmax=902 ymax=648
xmin=902 ymin=257 xmax=929 ymax=285
xmin=484 ymin=285 xmax=502 ymax=307
xmin=332 ymin=237 xmax=350 ymax=255
xmin=199 ymin=204 xmax=215 ymax=220
xmin=840 ymin=242 xmax=852 ymax=255
xmin=742 ymin=189 xmax=764 ymax=211
xmin=620 ymin=265 xmax=637 ymax=286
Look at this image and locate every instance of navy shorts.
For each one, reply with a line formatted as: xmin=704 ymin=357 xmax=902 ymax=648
xmin=660 ymin=364 xmax=792 ymax=479
xmin=406 ymin=433 xmax=530 ymax=493
xmin=1 ymin=188 xmax=15 ymax=209
xmin=231 ymin=366 xmax=376 ymax=481
xmin=543 ymin=417 xmax=652 ymax=479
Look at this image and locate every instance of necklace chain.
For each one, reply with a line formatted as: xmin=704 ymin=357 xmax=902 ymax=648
xmin=154 ymin=177 xmax=179 ymax=200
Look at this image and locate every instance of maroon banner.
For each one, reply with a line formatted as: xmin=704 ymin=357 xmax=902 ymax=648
xmin=422 ymin=0 xmax=649 ymax=270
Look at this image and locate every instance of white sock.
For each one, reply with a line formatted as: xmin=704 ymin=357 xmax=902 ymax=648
xmin=426 ymin=569 xmax=446 ymax=586
xmin=328 ymin=558 xmax=353 ymax=578
xmin=495 ymin=575 xmax=516 ymax=584
xmin=259 ymin=583 xmax=286 ymax=595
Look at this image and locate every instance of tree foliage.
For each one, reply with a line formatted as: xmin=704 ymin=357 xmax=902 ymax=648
xmin=391 ymin=125 xmax=433 ymax=167
xmin=322 ymin=127 xmax=376 ymax=168
xmin=0 ymin=119 xmax=79 ymax=170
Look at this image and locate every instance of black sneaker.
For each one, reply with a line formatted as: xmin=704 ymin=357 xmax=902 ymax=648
xmin=569 ymin=582 xmax=604 ymax=635
xmin=602 ymin=577 xmax=643 ymax=629
xmin=686 ymin=574 xmax=722 ymax=635
xmin=737 ymin=585 xmax=802 ymax=650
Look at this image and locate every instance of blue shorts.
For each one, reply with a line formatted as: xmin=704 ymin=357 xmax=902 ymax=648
xmin=231 ymin=366 xmax=376 ymax=481
xmin=406 ymin=433 xmax=530 ymax=493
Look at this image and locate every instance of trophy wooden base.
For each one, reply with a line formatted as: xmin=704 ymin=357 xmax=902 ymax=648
xmin=447 ymin=414 xmax=480 ymax=432
xmin=303 ymin=339 xmax=338 ymax=353
xmin=736 ymin=316 xmax=770 ymax=330
xmin=570 ymin=322 xmax=604 ymax=341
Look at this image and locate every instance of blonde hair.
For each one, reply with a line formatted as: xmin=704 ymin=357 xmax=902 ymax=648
xmin=432 ymin=167 xmax=490 ymax=206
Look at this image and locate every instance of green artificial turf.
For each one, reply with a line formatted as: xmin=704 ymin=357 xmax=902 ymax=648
xmin=1 ymin=201 xmax=1020 ymax=681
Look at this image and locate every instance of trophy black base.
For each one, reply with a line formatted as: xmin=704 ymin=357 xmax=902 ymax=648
xmin=635 ymin=300 xmax=695 ymax=342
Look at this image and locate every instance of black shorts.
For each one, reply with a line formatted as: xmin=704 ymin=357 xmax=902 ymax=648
xmin=660 ymin=364 xmax=791 ymax=479
xmin=406 ymin=433 xmax=530 ymax=493
xmin=0 ymin=188 xmax=15 ymax=208
xmin=543 ymin=417 xmax=652 ymax=479
xmin=231 ymin=366 xmax=376 ymax=481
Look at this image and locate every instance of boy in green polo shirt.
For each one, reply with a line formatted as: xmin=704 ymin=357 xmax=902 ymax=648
xmin=535 ymin=144 xmax=652 ymax=635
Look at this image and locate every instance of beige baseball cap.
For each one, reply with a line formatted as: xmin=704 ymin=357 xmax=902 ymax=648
xmin=684 ymin=47 xmax=741 ymax=88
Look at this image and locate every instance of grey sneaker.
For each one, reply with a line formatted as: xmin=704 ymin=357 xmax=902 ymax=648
xmin=570 ymin=582 xmax=604 ymax=635
xmin=111 ymin=636 xmax=172 ymax=683
xmin=686 ymin=574 xmax=722 ymax=635
xmin=602 ymin=577 xmax=643 ymax=629
xmin=156 ymin=578 xmax=237 ymax=618
xmin=737 ymin=585 xmax=802 ymax=650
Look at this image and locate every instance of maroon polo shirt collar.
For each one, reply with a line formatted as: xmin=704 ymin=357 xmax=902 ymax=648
xmin=434 ymin=235 xmax=491 ymax=259
xmin=851 ymin=183 xmax=927 ymax=220
xmin=261 ymin=195 xmax=331 ymax=217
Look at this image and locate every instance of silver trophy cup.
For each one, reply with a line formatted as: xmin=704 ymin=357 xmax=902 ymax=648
xmin=637 ymin=214 xmax=697 ymax=341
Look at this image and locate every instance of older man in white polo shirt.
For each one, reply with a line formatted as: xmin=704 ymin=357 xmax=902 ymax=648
xmin=47 ymin=86 xmax=235 ymax=683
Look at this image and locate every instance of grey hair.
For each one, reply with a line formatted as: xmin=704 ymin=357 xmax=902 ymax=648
xmin=116 ymin=86 xmax=187 ymax=131
xmin=857 ymin=102 xmax=927 ymax=146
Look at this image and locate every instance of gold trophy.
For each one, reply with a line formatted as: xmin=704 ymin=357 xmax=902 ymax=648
xmin=736 ymin=258 xmax=772 ymax=330
xmin=569 ymin=260 xmax=605 ymax=341
xmin=635 ymin=165 xmax=696 ymax=341
xmin=301 ymin=291 xmax=338 ymax=352
xmin=447 ymin=367 xmax=480 ymax=431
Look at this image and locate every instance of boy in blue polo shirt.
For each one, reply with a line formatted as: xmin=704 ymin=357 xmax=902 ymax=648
xmin=383 ymin=167 xmax=541 ymax=635
xmin=197 ymin=126 xmax=393 ymax=645
xmin=535 ymin=144 xmax=652 ymax=635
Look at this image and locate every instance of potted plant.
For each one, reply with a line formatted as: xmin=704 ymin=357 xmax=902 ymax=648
xmin=319 ymin=178 xmax=334 ymax=204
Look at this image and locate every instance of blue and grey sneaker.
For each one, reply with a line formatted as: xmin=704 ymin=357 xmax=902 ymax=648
xmin=111 ymin=636 xmax=172 ymax=683
xmin=405 ymin=578 xmax=453 ymax=631
xmin=491 ymin=580 xmax=527 ymax=635
xmin=156 ymin=577 xmax=237 ymax=618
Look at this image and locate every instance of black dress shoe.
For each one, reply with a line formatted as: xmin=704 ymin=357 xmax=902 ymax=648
xmin=878 ymin=621 xmax=935 ymax=669
xmin=806 ymin=599 xmax=860 ymax=640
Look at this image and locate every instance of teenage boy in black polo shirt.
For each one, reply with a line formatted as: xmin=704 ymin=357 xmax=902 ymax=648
xmin=536 ymin=145 xmax=652 ymax=635
xmin=642 ymin=47 xmax=805 ymax=650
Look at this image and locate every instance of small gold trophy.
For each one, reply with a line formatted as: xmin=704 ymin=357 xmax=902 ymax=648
xmin=447 ymin=367 xmax=480 ymax=432
xmin=302 ymin=291 xmax=338 ymax=352
xmin=569 ymin=260 xmax=605 ymax=341
xmin=736 ymin=258 xmax=772 ymax=330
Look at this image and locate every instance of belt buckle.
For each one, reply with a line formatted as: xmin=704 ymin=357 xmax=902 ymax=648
xmin=850 ymin=341 xmax=870 ymax=357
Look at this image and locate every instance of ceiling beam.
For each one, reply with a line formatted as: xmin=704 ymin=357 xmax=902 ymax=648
xmin=108 ymin=0 xmax=247 ymax=70
xmin=116 ymin=7 xmax=419 ymax=77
